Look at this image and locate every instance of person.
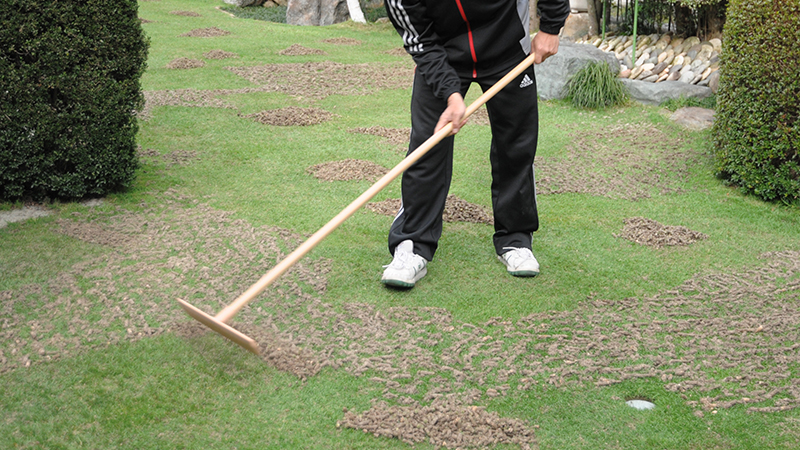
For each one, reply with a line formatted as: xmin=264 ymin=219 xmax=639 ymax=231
xmin=381 ymin=0 xmax=570 ymax=288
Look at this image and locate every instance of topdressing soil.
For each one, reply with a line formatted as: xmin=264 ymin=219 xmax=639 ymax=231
xmin=2 ymin=189 xmax=799 ymax=449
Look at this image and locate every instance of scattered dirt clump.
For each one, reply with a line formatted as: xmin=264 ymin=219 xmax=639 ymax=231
xmin=139 ymin=89 xmax=235 ymax=120
xmin=341 ymin=399 xmax=537 ymax=448
xmin=308 ymin=159 xmax=388 ymax=182
xmin=170 ymin=10 xmax=201 ymax=16
xmin=244 ymin=107 xmax=336 ymax=126
xmin=349 ymin=126 xmax=410 ymax=150
xmin=616 ymin=217 xmax=708 ymax=248
xmin=225 ymin=61 xmax=413 ymax=100
xmin=166 ymin=58 xmax=205 ymax=69
xmin=180 ymin=27 xmax=231 ymax=37
xmin=468 ymin=106 xmax=490 ymax=126
xmin=278 ymin=44 xmax=327 ymax=56
xmin=536 ymin=122 xmax=694 ymax=201
xmin=384 ymin=47 xmax=408 ymax=57
xmin=203 ymin=49 xmax=238 ymax=59
xmin=322 ymin=37 xmax=362 ymax=45
xmin=367 ymin=195 xmax=493 ymax=225
xmin=0 ymin=189 xmax=331 ymax=376
xmin=140 ymin=18 xmax=154 ymax=23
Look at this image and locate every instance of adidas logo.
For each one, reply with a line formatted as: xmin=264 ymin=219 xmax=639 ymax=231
xmin=519 ymin=74 xmax=534 ymax=89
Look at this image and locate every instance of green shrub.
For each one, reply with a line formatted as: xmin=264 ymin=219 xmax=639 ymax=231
xmin=712 ymin=0 xmax=800 ymax=204
xmin=565 ymin=61 xmax=628 ymax=109
xmin=0 ymin=0 xmax=149 ymax=201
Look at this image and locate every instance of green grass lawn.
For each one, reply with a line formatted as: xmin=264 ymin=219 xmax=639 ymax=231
xmin=2 ymin=0 xmax=799 ymax=449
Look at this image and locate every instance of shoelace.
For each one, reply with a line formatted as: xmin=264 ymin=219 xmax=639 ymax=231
xmin=383 ymin=250 xmax=422 ymax=270
xmin=502 ymin=247 xmax=534 ymax=264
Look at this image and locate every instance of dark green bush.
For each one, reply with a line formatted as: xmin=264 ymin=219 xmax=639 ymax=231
xmin=712 ymin=0 xmax=799 ymax=204
xmin=0 ymin=0 xmax=149 ymax=201
xmin=565 ymin=61 xmax=628 ymax=110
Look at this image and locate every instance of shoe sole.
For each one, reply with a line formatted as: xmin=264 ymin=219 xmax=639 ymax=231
xmin=381 ymin=267 xmax=427 ymax=288
xmin=508 ymin=269 xmax=539 ymax=277
xmin=498 ymin=255 xmax=539 ymax=277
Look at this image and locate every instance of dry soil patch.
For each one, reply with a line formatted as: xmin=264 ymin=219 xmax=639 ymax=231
xmin=308 ymin=159 xmax=388 ymax=182
xmin=244 ymin=107 xmax=336 ymax=126
xmin=180 ymin=27 xmax=230 ymax=37
xmin=166 ymin=57 xmax=205 ymax=69
xmin=279 ymin=44 xmax=327 ymax=56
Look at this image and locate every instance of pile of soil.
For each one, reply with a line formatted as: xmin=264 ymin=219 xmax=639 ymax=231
xmin=384 ymin=47 xmax=408 ymax=57
xmin=225 ymin=61 xmax=413 ymax=100
xmin=244 ymin=107 xmax=336 ymax=126
xmin=166 ymin=58 xmax=205 ymax=69
xmin=349 ymin=126 xmax=410 ymax=151
xmin=170 ymin=10 xmax=200 ymax=16
xmin=203 ymin=49 xmax=238 ymax=60
xmin=322 ymin=37 xmax=362 ymax=45
xmin=307 ymin=159 xmax=388 ymax=182
xmin=139 ymin=89 xmax=236 ymax=120
xmin=279 ymin=44 xmax=327 ymax=56
xmin=536 ymin=122 xmax=694 ymax=201
xmin=616 ymin=217 xmax=708 ymax=248
xmin=179 ymin=27 xmax=231 ymax=37
xmin=367 ymin=195 xmax=494 ymax=225
xmin=341 ymin=399 xmax=537 ymax=449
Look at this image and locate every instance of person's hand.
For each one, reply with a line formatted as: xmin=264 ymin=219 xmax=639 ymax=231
xmin=435 ymin=92 xmax=466 ymax=136
xmin=532 ymin=31 xmax=560 ymax=64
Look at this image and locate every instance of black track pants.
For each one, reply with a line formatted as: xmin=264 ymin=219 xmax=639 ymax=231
xmin=388 ymin=62 xmax=540 ymax=261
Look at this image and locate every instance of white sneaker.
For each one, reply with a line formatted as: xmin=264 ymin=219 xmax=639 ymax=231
xmin=381 ymin=240 xmax=427 ymax=288
xmin=498 ymin=247 xmax=540 ymax=277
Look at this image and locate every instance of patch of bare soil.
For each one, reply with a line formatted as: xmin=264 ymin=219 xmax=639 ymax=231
xmin=536 ymin=122 xmax=694 ymax=201
xmin=349 ymin=126 xmax=410 ymax=151
xmin=166 ymin=58 xmax=205 ymax=69
xmin=384 ymin=47 xmax=409 ymax=57
xmin=244 ymin=107 xmax=336 ymax=126
xmin=170 ymin=10 xmax=201 ymax=16
xmin=616 ymin=217 xmax=708 ymax=248
xmin=0 ymin=189 xmax=330 ymax=374
xmin=139 ymin=89 xmax=236 ymax=120
xmin=322 ymin=37 xmax=362 ymax=45
xmin=203 ymin=49 xmax=238 ymax=60
xmin=279 ymin=44 xmax=327 ymax=56
xmin=468 ymin=106 xmax=490 ymax=126
xmin=341 ymin=399 xmax=537 ymax=448
xmin=140 ymin=18 xmax=154 ymax=23
xmin=367 ymin=195 xmax=494 ymax=225
xmin=308 ymin=159 xmax=388 ymax=182
xmin=180 ymin=27 xmax=231 ymax=37
xmin=225 ymin=61 xmax=413 ymax=100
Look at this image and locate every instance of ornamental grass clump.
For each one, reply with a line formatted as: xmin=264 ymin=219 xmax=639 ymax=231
xmin=565 ymin=61 xmax=628 ymax=109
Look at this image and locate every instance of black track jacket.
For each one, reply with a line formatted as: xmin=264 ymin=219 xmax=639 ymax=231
xmin=385 ymin=0 xmax=569 ymax=100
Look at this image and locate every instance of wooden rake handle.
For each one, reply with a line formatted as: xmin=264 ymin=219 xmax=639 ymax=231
xmin=214 ymin=51 xmax=537 ymax=324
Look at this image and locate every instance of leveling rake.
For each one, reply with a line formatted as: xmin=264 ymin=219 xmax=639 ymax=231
xmin=176 ymin=51 xmax=538 ymax=355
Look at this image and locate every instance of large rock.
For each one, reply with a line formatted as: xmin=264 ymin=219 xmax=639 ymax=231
xmin=620 ymin=79 xmax=712 ymax=106
xmin=562 ymin=13 xmax=593 ymax=41
xmin=223 ymin=0 xmax=264 ymax=6
xmin=286 ymin=0 xmax=349 ymax=26
xmin=534 ymin=40 xmax=620 ymax=101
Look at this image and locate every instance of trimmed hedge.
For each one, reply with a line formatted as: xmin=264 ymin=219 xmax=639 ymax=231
xmin=712 ymin=0 xmax=799 ymax=204
xmin=0 ymin=0 xmax=148 ymax=201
